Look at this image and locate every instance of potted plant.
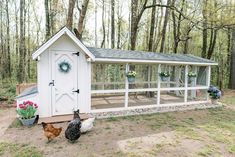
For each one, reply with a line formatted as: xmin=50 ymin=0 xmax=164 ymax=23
xmin=16 ymin=101 xmax=38 ymax=126
xmin=188 ymin=71 xmax=197 ymax=83
xmin=159 ymin=72 xmax=170 ymax=81
xmin=207 ymin=86 xmax=221 ymax=104
xmin=126 ymin=70 xmax=136 ymax=82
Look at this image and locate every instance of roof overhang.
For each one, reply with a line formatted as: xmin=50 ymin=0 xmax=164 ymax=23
xmin=32 ymin=27 xmax=95 ymax=60
xmin=93 ymin=58 xmax=218 ymax=66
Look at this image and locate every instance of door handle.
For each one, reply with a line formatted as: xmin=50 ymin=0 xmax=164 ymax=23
xmin=72 ymin=89 xmax=79 ymax=93
xmin=49 ymin=80 xmax=55 ymax=86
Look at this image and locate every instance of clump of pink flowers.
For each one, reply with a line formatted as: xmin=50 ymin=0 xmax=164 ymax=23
xmin=17 ymin=101 xmax=38 ymax=119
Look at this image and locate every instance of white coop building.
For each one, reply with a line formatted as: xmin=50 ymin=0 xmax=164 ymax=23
xmin=16 ymin=27 xmax=218 ymax=118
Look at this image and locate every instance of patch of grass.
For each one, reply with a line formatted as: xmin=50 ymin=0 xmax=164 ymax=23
xmin=182 ymin=117 xmax=195 ymax=125
xmin=221 ymin=96 xmax=235 ymax=105
xmin=0 ymin=142 xmax=42 ymax=157
xmin=8 ymin=119 xmax=22 ymax=128
xmin=197 ymin=144 xmax=220 ymax=157
xmin=149 ymin=124 xmax=162 ymax=130
xmin=0 ymin=81 xmax=16 ymax=104
xmin=104 ymin=126 xmax=111 ymax=130
xmin=150 ymin=143 xmax=165 ymax=153
xmin=226 ymin=145 xmax=235 ymax=154
xmin=175 ymin=126 xmax=201 ymax=140
xmin=106 ymin=117 xmax=119 ymax=122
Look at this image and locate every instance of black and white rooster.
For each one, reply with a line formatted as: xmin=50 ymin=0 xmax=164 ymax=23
xmin=65 ymin=110 xmax=81 ymax=143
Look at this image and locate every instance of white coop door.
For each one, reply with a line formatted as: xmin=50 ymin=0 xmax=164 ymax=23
xmin=51 ymin=51 xmax=78 ymax=116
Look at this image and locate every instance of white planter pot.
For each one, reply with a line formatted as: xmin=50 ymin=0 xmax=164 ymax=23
xmin=19 ymin=116 xmax=36 ymax=126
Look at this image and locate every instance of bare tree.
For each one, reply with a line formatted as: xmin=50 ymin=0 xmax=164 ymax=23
xmin=201 ymin=0 xmax=207 ymax=58
xmin=66 ymin=0 xmax=76 ymax=30
xmin=101 ymin=0 xmax=105 ymax=48
xmin=18 ymin=0 xmax=26 ymax=83
xmin=76 ymin=0 xmax=89 ymax=40
xmin=45 ymin=0 xmax=50 ymax=39
xmin=6 ymin=0 xmax=11 ymax=78
xmin=148 ymin=0 xmax=156 ymax=51
xmin=229 ymin=29 xmax=235 ymax=89
xmin=111 ymin=0 xmax=115 ymax=48
xmin=159 ymin=0 xmax=171 ymax=52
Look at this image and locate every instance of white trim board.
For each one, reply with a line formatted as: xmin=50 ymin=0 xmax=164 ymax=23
xmin=94 ymin=58 xmax=218 ymax=66
xmin=32 ymin=27 xmax=95 ymax=60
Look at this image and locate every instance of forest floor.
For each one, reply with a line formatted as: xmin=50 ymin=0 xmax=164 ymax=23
xmin=0 ymin=90 xmax=235 ymax=157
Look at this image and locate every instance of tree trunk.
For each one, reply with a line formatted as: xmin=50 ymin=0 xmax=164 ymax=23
xmin=45 ymin=0 xmax=50 ymax=39
xmin=27 ymin=0 xmax=31 ymax=80
xmin=6 ymin=0 xmax=11 ymax=78
xmin=201 ymin=0 xmax=207 ymax=58
xmin=207 ymin=28 xmax=217 ymax=59
xmin=66 ymin=0 xmax=76 ymax=30
xmin=229 ymin=29 xmax=235 ymax=89
xmin=14 ymin=1 xmax=19 ymax=59
xmin=0 ymin=1 xmax=4 ymax=79
xmin=50 ymin=0 xmax=58 ymax=34
xmin=111 ymin=0 xmax=115 ymax=48
xmin=95 ymin=0 xmax=97 ymax=47
xmin=77 ymin=0 xmax=89 ymax=40
xmin=148 ymin=0 xmax=156 ymax=51
xmin=101 ymin=0 xmax=105 ymax=48
xmin=159 ymin=0 xmax=171 ymax=53
xmin=227 ymin=28 xmax=231 ymax=85
xmin=18 ymin=0 xmax=26 ymax=83
xmin=130 ymin=0 xmax=139 ymax=50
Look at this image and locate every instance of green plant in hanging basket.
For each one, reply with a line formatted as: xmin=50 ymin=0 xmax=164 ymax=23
xmin=188 ymin=71 xmax=197 ymax=77
xmin=159 ymin=72 xmax=170 ymax=77
xmin=126 ymin=71 xmax=137 ymax=78
xmin=59 ymin=61 xmax=71 ymax=73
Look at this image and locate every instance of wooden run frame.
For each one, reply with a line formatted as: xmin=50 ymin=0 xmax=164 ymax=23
xmin=90 ymin=63 xmax=211 ymax=113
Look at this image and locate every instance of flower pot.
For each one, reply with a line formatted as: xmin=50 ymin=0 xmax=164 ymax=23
xmin=19 ymin=116 xmax=36 ymax=126
xmin=211 ymin=99 xmax=218 ymax=105
xmin=127 ymin=77 xmax=135 ymax=82
xmin=161 ymin=76 xmax=169 ymax=82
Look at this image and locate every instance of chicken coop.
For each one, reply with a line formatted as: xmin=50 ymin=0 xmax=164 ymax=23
xmin=16 ymin=27 xmax=217 ymax=118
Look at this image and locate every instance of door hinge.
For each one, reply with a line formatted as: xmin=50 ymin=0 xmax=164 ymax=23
xmin=72 ymin=89 xmax=79 ymax=93
xmin=49 ymin=80 xmax=55 ymax=86
xmin=72 ymin=52 xmax=80 ymax=56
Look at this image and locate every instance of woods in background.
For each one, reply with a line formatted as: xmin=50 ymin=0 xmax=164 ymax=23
xmin=0 ymin=0 xmax=235 ymax=89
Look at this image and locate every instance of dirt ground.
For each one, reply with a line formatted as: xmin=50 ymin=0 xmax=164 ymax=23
xmin=0 ymin=91 xmax=235 ymax=157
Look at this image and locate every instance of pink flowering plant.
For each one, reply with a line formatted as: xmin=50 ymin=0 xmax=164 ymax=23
xmin=16 ymin=101 xmax=38 ymax=119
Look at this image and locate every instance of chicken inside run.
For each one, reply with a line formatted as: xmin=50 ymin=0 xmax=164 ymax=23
xmin=42 ymin=110 xmax=95 ymax=143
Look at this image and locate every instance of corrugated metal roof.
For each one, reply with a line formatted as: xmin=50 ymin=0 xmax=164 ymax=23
xmin=16 ymin=86 xmax=38 ymax=99
xmin=87 ymin=47 xmax=216 ymax=64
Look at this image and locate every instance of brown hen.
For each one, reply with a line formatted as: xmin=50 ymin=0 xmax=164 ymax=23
xmin=41 ymin=122 xmax=62 ymax=142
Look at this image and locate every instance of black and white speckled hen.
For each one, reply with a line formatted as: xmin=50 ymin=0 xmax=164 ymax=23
xmin=65 ymin=110 xmax=81 ymax=142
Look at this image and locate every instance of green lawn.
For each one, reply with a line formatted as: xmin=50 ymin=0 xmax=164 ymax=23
xmin=0 ymin=142 xmax=42 ymax=157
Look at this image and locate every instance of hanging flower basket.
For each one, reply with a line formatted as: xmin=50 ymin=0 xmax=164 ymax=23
xmin=188 ymin=72 xmax=197 ymax=83
xmin=207 ymin=86 xmax=221 ymax=105
xmin=159 ymin=72 xmax=170 ymax=82
xmin=188 ymin=76 xmax=196 ymax=83
xmin=160 ymin=76 xmax=169 ymax=81
xmin=126 ymin=71 xmax=136 ymax=82
xmin=127 ymin=77 xmax=135 ymax=82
